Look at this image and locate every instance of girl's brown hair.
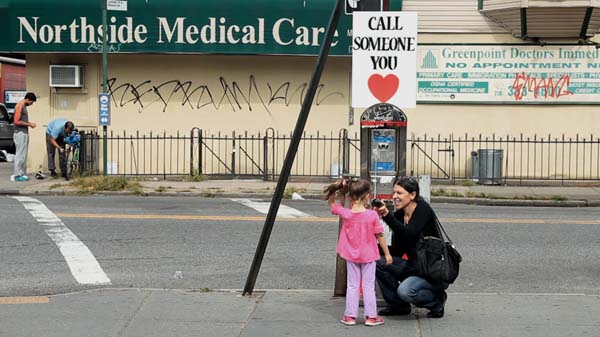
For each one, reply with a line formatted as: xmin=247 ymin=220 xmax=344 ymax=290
xmin=323 ymin=178 xmax=372 ymax=201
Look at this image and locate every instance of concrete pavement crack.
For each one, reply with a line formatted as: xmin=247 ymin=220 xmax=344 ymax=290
xmin=415 ymin=312 xmax=424 ymax=337
xmin=237 ymin=291 xmax=264 ymax=337
xmin=115 ymin=290 xmax=152 ymax=337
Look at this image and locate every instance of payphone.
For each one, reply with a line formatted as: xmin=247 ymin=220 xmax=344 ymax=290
xmin=334 ymin=103 xmax=407 ymax=297
xmin=360 ymin=103 xmax=407 ymax=201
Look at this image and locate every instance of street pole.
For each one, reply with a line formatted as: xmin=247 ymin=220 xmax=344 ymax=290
xmin=243 ymin=0 xmax=343 ymax=296
xmin=101 ymin=2 xmax=108 ymax=176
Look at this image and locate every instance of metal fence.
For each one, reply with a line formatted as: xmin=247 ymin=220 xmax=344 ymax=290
xmin=409 ymin=133 xmax=600 ymax=183
xmin=81 ymin=129 xmax=600 ymax=183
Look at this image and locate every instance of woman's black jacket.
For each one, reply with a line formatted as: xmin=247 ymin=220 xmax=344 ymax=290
xmin=381 ymin=199 xmax=441 ymax=263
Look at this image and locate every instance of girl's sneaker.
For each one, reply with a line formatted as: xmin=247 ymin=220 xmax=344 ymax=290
xmin=365 ymin=316 xmax=385 ymax=326
xmin=340 ymin=315 xmax=356 ymax=326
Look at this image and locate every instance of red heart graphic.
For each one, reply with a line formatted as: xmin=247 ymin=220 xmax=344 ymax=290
xmin=368 ymin=74 xmax=399 ymax=103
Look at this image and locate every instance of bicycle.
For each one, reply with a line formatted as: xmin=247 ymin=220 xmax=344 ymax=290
xmin=64 ymin=129 xmax=81 ymax=180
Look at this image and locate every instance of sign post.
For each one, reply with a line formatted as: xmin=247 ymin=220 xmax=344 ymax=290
xmin=101 ymin=0 xmax=108 ymax=175
xmin=243 ymin=0 xmax=343 ymax=296
xmin=101 ymin=0 xmax=126 ymax=175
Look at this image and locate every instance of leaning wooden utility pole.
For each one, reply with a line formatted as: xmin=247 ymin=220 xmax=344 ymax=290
xmin=243 ymin=0 xmax=343 ymax=296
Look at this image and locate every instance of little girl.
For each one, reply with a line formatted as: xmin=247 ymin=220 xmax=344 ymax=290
xmin=324 ymin=178 xmax=393 ymax=326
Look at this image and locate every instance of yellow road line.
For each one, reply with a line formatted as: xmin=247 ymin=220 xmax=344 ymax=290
xmin=55 ymin=213 xmax=332 ymax=222
xmin=54 ymin=213 xmax=600 ymax=225
xmin=450 ymin=218 xmax=600 ymax=225
xmin=0 ymin=297 xmax=49 ymax=305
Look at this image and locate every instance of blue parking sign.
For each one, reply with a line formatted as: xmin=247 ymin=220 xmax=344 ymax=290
xmin=99 ymin=93 xmax=111 ymax=126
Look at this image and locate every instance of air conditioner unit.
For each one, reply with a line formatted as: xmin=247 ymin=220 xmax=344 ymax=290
xmin=49 ymin=65 xmax=83 ymax=87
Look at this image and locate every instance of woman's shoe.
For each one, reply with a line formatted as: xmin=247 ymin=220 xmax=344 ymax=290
xmin=427 ymin=308 xmax=444 ymax=318
xmin=427 ymin=291 xmax=447 ymax=318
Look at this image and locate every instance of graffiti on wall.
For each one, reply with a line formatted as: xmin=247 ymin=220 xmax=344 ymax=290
xmin=106 ymin=76 xmax=345 ymax=113
xmin=510 ymin=72 xmax=573 ymax=101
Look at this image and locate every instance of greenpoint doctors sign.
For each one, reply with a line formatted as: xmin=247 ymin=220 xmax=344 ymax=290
xmin=0 ymin=0 xmax=352 ymax=55
xmin=417 ymin=45 xmax=600 ymax=104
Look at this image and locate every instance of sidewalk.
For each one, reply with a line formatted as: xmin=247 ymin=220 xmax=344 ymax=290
xmin=2 ymin=162 xmax=600 ymax=206
xmin=1 ymin=288 xmax=598 ymax=337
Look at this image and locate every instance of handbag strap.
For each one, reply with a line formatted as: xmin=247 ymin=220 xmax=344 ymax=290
xmin=433 ymin=212 xmax=453 ymax=244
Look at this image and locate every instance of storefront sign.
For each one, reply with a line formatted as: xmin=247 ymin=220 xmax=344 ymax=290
xmin=3 ymin=0 xmax=352 ymax=55
xmin=352 ymin=12 xmax=417 ymax=108
xmin=417 ymin=45 xmax=600 ymax=104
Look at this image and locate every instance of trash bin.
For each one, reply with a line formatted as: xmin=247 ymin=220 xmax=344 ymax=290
xmin=470 ymin=151 xmax=479 ymax=182
xmin=477 ymin=149 xmax=503 ymax=185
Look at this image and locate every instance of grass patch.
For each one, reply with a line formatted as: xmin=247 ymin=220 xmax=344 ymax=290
xmin=283 ymin=186 xmax=307 ymax=199
xmin=461 ymin=180 xmax=476 ymax=187
xmin=202 ymin=191 xmax=216 ymax=197
xmin=155 ymin=186 xmax=168 ymax=193
xmin=70 ymin=176 xmax=143 ymax=195
xmin=550 ymin=195 xmax=568 ymax=201
xmin=512 ymin=195 xmax=536 ymax=200
xmin=48 ymin=183 xmax=63 ymax=190
xmin=464 ymin=191 xmax=487 ymax=198
xmin=182 ymin=170 xmax=206 ymax=182
xmin=432 ymin=188 xmax=463 ymax=198
xmin=432 ymin=188 xmax=568 ymax=201
xmin=193 ymin=287 xmax=212 ymax=293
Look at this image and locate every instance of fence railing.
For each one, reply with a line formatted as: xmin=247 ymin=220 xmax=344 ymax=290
xmin=80 ymin=129 xmax=600 ymax=184
xmin=410 ymin=133 xmax=600 ymax=183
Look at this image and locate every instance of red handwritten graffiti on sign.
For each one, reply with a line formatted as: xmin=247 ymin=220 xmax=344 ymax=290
xmin=511 ymin=72 xmax=574 ymax=101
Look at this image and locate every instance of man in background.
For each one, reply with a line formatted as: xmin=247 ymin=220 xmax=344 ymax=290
xmin=11 ymin=92 xmax=37 ymax=182
xmin=46 ymin=117 xmax=75 ymax=180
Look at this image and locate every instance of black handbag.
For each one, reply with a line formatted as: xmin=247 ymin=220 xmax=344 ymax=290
xmin=415 ymin=215 xmax=462 ymax=284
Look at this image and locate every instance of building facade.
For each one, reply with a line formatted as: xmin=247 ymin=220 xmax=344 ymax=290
xmin=1 ymin=0 xmax=599 ymax=178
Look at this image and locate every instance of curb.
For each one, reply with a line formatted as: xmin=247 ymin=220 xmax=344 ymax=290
xmin=433 ymin=196 xmax=588 ymax=207
xmin=586 ymin=200 xmax=600 ymax=207
xmin=0 ymin=189 xmax=19 ymax=195
xmin=7 ymin=188 xmax=599 ymax=207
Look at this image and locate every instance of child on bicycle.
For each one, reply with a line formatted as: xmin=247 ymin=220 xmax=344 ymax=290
xmin=324 ymin=178 xmax=393 ymax=326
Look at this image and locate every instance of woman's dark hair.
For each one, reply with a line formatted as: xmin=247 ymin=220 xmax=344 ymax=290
xmin=394 ymin=176 xmax=422 ymax=201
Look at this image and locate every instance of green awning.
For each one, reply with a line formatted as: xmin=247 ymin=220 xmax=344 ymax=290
xmin=0 ymin=0 xmax=357 ymax=55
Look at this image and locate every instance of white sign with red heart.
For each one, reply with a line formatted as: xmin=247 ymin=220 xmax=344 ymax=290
xmin=351 ymin=11 xmax=417 ymax=108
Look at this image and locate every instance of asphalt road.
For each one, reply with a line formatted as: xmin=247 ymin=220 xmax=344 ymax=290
xmin=2 ymin=195 xmax=599 ymax=297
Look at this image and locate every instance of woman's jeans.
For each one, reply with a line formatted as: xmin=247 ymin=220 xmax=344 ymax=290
xmin=376 ymin=256 xmax=410 ymax=309
xmin=397 ymin=276 xmax=448 ymax=311
xmin=376 ymin=256 xmax=448 ymax=311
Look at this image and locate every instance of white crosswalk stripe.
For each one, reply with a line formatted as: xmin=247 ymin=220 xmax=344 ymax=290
xmin=12 ymin=196 xmax=111 ymax=285
xmin=230 ymin=198 xmax=312 ymax=218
